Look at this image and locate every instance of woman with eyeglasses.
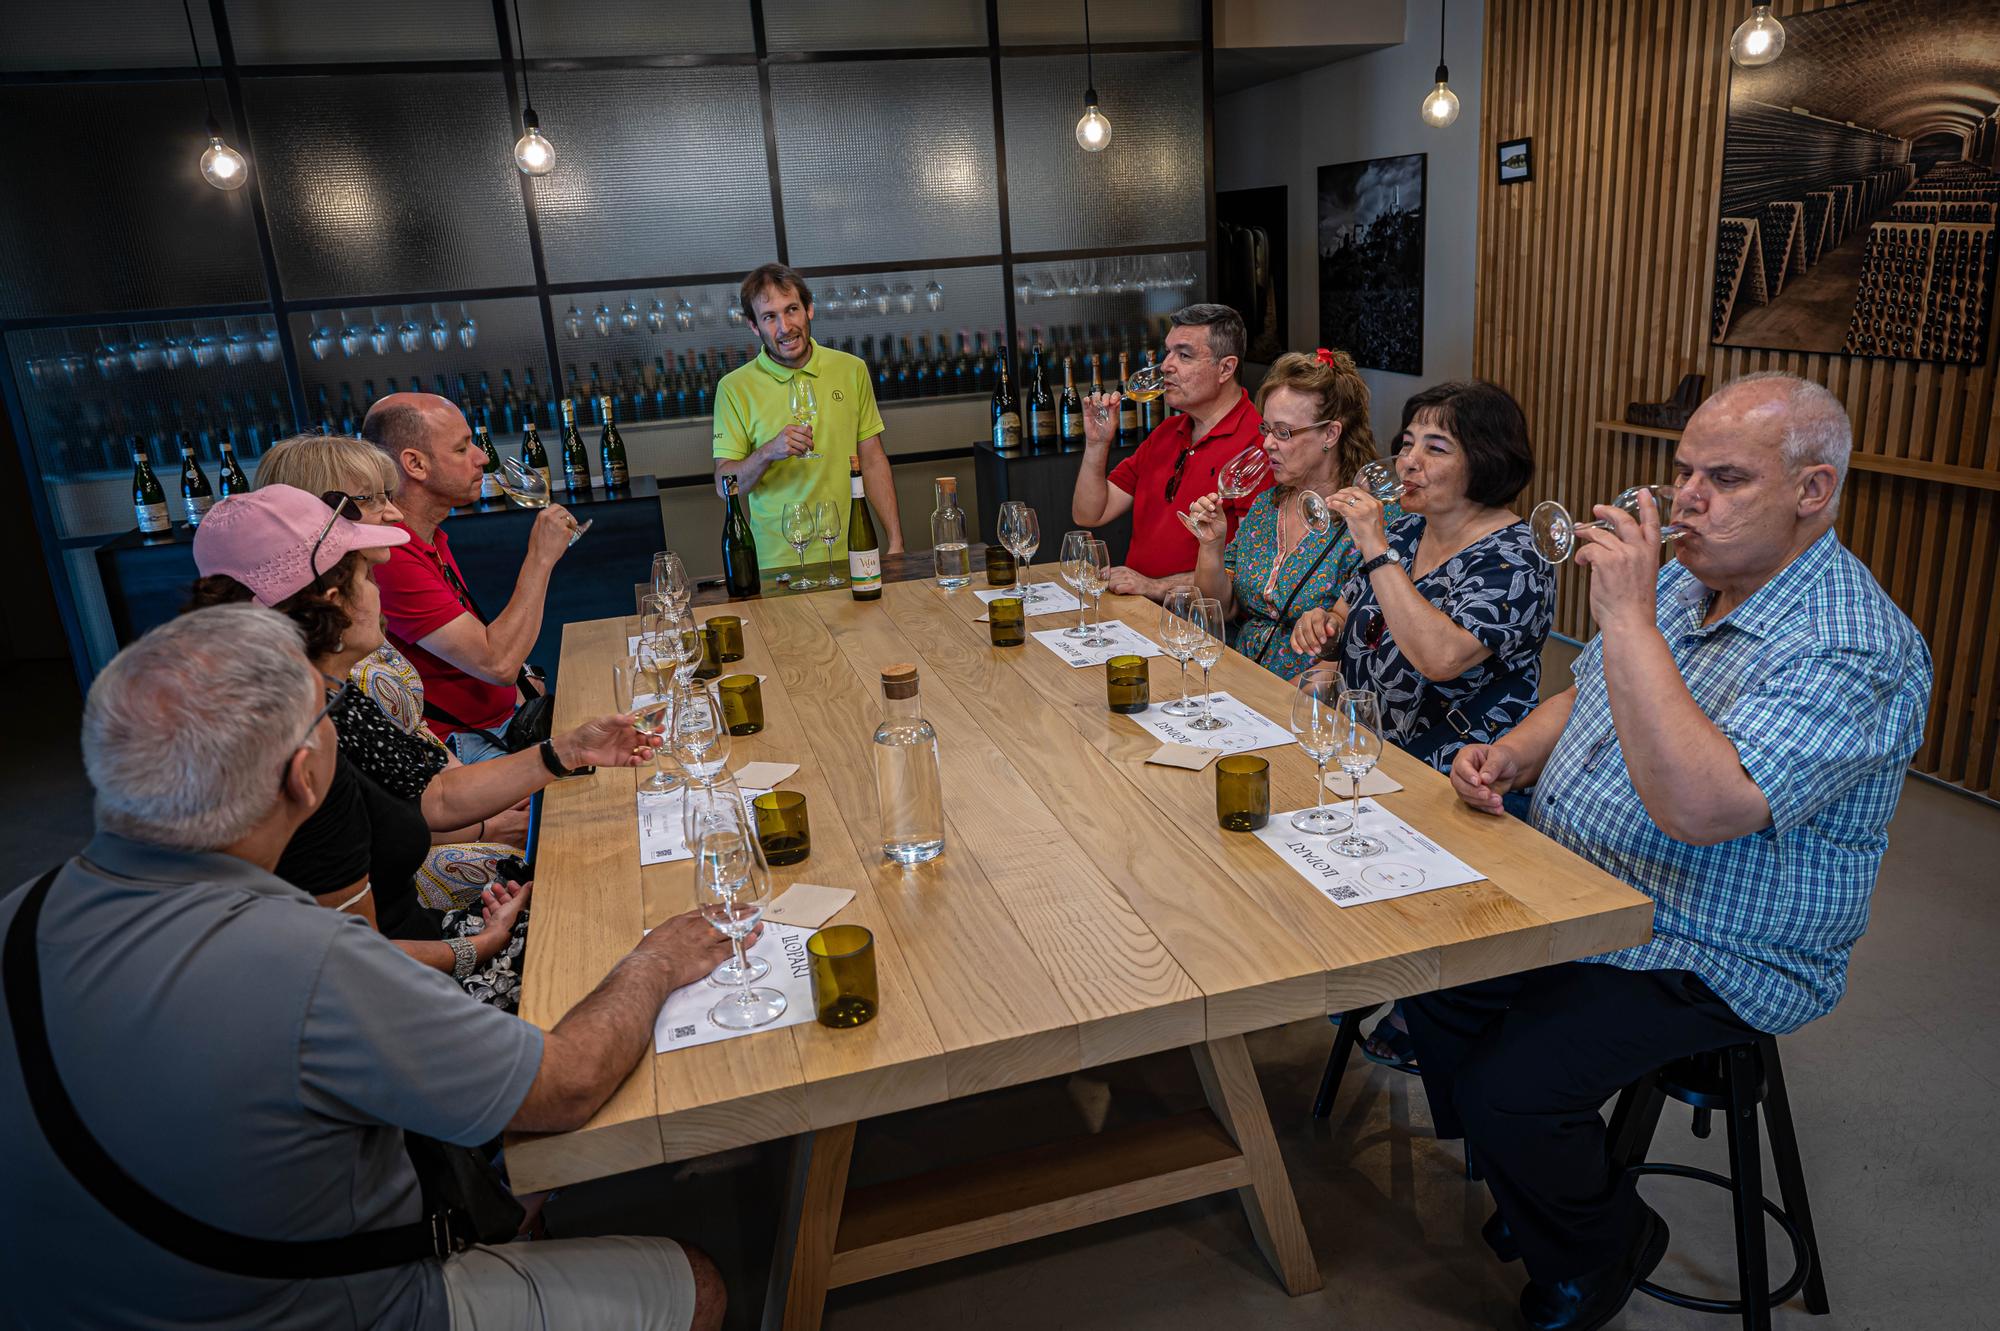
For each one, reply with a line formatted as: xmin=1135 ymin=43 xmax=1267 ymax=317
xmin=187 ymin=486 xmax=656 ymax=1010
xmin=1182 ymin=349 xmax=1386 ymax=679
xmin=256 ymin=432 xmax=522 ymax=911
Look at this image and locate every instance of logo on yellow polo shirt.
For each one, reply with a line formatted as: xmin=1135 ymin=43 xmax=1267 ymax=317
xmin=831 ymin=389 xmax=845 ymax=402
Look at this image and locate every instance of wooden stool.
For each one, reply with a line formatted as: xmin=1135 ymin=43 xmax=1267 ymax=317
xmin=1606 ymin=1037 xmax=1831 ymax=1329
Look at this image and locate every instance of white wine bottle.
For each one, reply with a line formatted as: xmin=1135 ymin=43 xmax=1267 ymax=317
xmin=874 ymin=663 xmax=943 ymax=864
xmin=848 ymin=455 xmax=882 ymax=601
xmin=131 ymin=439 xmax=170 ymax=534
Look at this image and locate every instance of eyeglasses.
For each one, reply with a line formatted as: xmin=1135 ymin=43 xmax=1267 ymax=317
xmin=1257 ymin=418 xmax=1335 ymax=444
xmin=281 ymin=679 xmax=354 ymax=788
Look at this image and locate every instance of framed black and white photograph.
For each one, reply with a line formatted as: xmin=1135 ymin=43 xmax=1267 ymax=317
xmin=1317 ymin=153 xmax=1426 ymax=376
xmin=1497 ymin=137 xmax=1533 ymax=184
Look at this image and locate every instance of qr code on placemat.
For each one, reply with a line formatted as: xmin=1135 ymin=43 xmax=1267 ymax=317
xmin=1322 ymin=881 xmax=1361 ymax=902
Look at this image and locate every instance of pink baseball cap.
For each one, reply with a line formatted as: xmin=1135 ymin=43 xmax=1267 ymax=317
xmin=193 ymin=484 xmax=409 ymax=606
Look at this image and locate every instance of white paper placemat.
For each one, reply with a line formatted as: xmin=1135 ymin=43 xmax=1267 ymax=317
xmin=974 ymin=581 xmax=1083 ymax=616
xmin=653 ymin=922 xmax=817 ymax=1053
xmin=1250 ymin=799 xmax=1484 ymax=907
xmin=1124 ymin=691 xmax=1295 ymax=753
xmin=638 ymin=787 xmax=770 ymax=865
xmin=1030 ymin=620 xmax=1165 ymax=667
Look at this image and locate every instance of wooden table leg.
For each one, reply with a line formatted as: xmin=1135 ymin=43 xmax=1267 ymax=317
xmin=761 ymin=1121 xmax=858 ymax=1331
xmin=1190 ymin=1034 xmax=1324 ymax=1295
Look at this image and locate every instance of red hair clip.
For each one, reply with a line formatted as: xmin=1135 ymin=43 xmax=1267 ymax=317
xmin=1315 ymin=347 xmax=1338 ymax=367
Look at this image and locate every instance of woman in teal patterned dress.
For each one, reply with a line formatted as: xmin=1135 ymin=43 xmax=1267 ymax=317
xmin=1186 ymin=348 xmax=1387 ymax=679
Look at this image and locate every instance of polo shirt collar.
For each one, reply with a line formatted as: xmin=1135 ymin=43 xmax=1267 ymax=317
xmin=393 ymin=519 xmax=444 ymax=556
xmin=1167 ymin=388 xmax=1256 ymax=448
xmin=78 ymin=831 xmax=310 ymax=904
xmin=1673 ymin=526 xmax=1840 ymax=641
xmin=755 ymin=339 xmax=822 ymax=382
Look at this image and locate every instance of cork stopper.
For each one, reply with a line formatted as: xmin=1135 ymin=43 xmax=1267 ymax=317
xmin=934 ymin=476 xmax=958 ymax=494
xmin=881 ymin=662 xmax=920 ymax=699
xmin=849 ymin=455 xmax=862 ymax=474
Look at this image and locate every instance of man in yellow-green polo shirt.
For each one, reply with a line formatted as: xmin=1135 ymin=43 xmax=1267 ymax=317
xmin=713 ymin=263 xmax=905 ymax=577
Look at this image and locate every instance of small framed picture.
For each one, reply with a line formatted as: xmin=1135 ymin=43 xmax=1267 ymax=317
xmin=1496 ymin=137 xmax=1532 ymax=184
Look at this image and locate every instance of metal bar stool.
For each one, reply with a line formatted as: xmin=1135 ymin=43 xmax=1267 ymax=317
xmin=1606 ymin=1036 xmax=1832 ymax=1329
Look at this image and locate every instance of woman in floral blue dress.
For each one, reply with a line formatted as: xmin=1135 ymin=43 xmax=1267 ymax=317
xmin=1185 ymin=348 xmax=1383 ymax=679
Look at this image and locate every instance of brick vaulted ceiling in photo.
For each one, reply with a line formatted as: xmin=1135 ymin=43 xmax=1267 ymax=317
xmin=1733 ymin=0 xmax=2000 ymax=145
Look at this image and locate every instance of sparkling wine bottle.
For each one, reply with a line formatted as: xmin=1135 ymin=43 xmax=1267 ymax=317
xmin=721 ymin=473 xmax=761 ymax=598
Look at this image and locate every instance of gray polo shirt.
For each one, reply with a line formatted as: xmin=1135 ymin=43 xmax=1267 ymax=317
xmin=0 ymin=833 xmax=544 ymax=1328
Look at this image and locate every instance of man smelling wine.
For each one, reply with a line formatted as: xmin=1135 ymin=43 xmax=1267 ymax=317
xmin=713 ymin=263 xmax=904 ymax=577
xmin=1071 ymin=303 xmax=1268 ymax=602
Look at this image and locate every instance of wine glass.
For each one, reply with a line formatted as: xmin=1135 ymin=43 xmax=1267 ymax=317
xmin=1186 ymin=596 xmax=1228 ymax=731
xmin=1158 ymin=588 xmax=1203 ymax=717
xmin=998 ymin=501 xmax=1039 ymax=605
xmin=692 ymin=819 xmax=785 ymax=1029
xmin=651 ymin=551 xmax=690 ymax=616
xmin=782 ymin=502 xmax=819 ymax=590
xmin=1059 ymin=529 xmax=1093 ymax=638
xmin=1329 ymin=689 xmax=1385 ymax=857
xmin=788 ymin=378 xmax=819 ymax=460
xmin=563 ymin=304 xmax=586 ymax=339
xmin=427 ymin=305 xmax=450 ymax=351
xmin=1125 ymin=359 xmax=1167 ymax=403
xmin=593 ymin=303 xmax=614 ymax=337
xmin=674 ymin=294 xmax=694 ymax=331
xmin=1176 ymin=444 xmax=1272 ymax=536
xmin=1530 ymin=484 xmax=1690 ymax=564
xmin=496 ymin=457 xmax=591 ymax=544
xmin=815 ymin=500 xmax=846 ymax=587
xmin=614 ymin=653 xmax=682 ymax=797
xmin=1290 ymin=668 xmax=1355 ymax=835
xmin=1078 ymin=539 xmax=1113 ymax=648
xmin=1354 ymin=456 xmax=1406 ymax=501
xmin=683 ymin=777 xmax=771 ymax=987
xmin=672 ymin=680 xmax=732 ymax=785
xmin=456 ymin=304 xmax=477 ymax=349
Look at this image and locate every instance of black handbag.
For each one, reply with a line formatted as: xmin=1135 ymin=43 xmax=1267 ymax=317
xmin=4 ymin=865 xmax=524 ymax=1278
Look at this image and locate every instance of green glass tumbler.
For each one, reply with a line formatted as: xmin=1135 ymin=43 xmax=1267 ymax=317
xmin=1106 ymin=654 xmax=1150 ymax=714
xmin=985 ymin=543 xmax=1017 ymax=587
xmin=807 ymin=925 xmax=877 ymax=1028
xmin=718 ymin=673 xmax=764 ymax=736
xmin=752 ymin=789 xmax=809 ymax=865
xmin=988 ymin=596 xmax=1026 ymax=647
xmin=708 ymin=614 xmax=745 ymax=662
xmin=692 ymin=624 xmax=721 ymax=680
xmin=1216 ymin=754 xmax=1270 ymax=831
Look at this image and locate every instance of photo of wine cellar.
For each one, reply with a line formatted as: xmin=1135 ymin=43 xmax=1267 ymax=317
xmin=1317 ymin=153 xmax=1425 ymax=375
xmin=1711 ymin=0 xmax=2000 ymax=365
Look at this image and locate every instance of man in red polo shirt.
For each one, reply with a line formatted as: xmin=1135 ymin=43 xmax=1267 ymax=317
xmin=363 ymin=392 xmax=577 ymax=762
xmin=1073 ymin=303 xmax=1269 ymax=600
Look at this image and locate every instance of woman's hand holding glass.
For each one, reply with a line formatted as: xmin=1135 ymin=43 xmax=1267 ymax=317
xmin=1289 ymin=603 xmax=1348 ymax=660
xmin=1325 ymin=486 xmax=1390 ymax=558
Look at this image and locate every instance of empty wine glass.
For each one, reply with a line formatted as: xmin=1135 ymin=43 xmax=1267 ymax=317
xmin=1059 ymin=529 xmax=1093 ymax=637
xmin=428 ymin=305 xmax=451 ymax=351
xmin=1078 ymin=539 xmax=1113 ymax=648
xmin=788 ymin=378 xmax=819 ymax=459
xmin=93 ymin=339 xmax=121 ymax=378
xmin=191 ymin=331 xmax=221 ymax=368
xmin=1186 ymin=597 xmax=1228 ymax=731
xmin=871 ymin=285 xmax=892 ymax=317
xmin=679 ymin=776 xmax=772 ymax=987
xmin=893 ymin=281 xmax=916 ymax=314
xmin=564 ymin=303 xmax=586 ymax=339
xmin=496 ymin=456 xmax=592 ymax=544
xmin=456 ymin=304 xmax=477 ymax=349
xmin=337 ymin=316 xmax=363 ymax=357
xmin=1290 ymin=667 xmax=1355 ymax=835
xmin=674 ymin=294 xmax=694 ymax=331
xmin=1330 ymin=689 xmax=1385 ymax=857
xmin=692 ymin=818 xmax=785 ymax=1028
xmin=647 ymin=298 xmax=667 ymax=334
xmin=672 ymin=679 xmax=731 ymax=785
xmin=308 ymin=321 xmax=334 ymax=360
xmin=815 ymin=499 xmax=846 ymax=587
xmin=652 ymin=550 xmax=691 ymax=615
xmin=396 ymin=312 xmax=422 ymax=353
xmin=223 ymin=326 xmax=251 ymax=366
xmin=998 ymin=500 xmax=1039 ymax=604
xmin=1353 ymin=456 xmax=1406 ymax=501
xmin=257 ymin=326 xmax=281 ymax=363
xmin=1177 ymin=445 xmax=1269 ymax=536
xmin=368 ymin=313 xmax=391 ymax=355
xmin=620 ymin=300 xmax=641 ymax=333
xmin=1531 ymin=484 xmax=1689 ymax=564
xmin=697 ymin=292 xmax=717 ymax=325
xmin=593 ymin=303 xmax=614 ymax=337
xmin=1158 ymin=588 xmax=1203 ymax=717
xmin=924 ymin=277 xmax=944 ymax=312
xmin=782 ymin=501 xmax=819 ymax=590
xmin=847 ymin=284 xmax=868 ymax=316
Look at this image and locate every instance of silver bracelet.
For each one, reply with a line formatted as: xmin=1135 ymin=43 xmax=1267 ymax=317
xmin=448 ymin=935 xmax=478 ymax=982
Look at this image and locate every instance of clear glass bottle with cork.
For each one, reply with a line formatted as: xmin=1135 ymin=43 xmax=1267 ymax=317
xmin=930 ymin=476 xmax=970 ymax=588
xmin=874 ymin=663 xmax=944 ymax=865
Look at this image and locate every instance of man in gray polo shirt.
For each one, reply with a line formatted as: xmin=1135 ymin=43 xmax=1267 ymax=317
xmin=0 ymin=605 xmax=739 ymax=1329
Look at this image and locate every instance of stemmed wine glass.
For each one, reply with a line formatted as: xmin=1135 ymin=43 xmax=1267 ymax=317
xmin=672 ymin=680 xmax=732 ymax=785
xmin=814 ymin=500 xmax=845 ymax=587
xmin=1124 ymin=359 xmax=1167 ymax=403
xmin=997 ymin=501 xmax=1039 ymax=605
xmin=1158 ymin=588 xmax=1203 ymax=717
xmin=496 ymin=456 xmax=591 ymax=544
xmin=1329 ymin=689 xmax=1385 ymax=858
xmin=1530 ymin=484 xmax=1689 ymax=564
xmin=614 ymin=653 xmax=682 ymax=798
xmin=782 ymin=502 xmax=819 ymax=590
xmin=1187 ymin=597 xmax=1228 ymax=731
xmin=692 ymin=816 xmax=785 ymax=1029
xmin=1077 ymin=539 xmax=1113 ymax=648
xmin=683 ymin=777 xmax=771 ymax=988
xmin=1353 ymin=457 xmax=1406 ymax=502
xmin=1178 ymin=444 xmax=1334 ymax=535
xmin=1290 ymin=668 xmax=1355 ymax=835
xmin=1059 ymin=530 xmax=1093 ymax=637
xmin=651 ymin=551 xmax=690 ymax=616
xmin=788 ymin=378 xmax=819 ymax=460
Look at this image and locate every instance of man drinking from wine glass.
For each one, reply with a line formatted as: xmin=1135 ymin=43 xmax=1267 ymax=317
xmin=1072 ymin=303 xmax=1269 ymax=602
xmin=364 ymin=392 xmax=575 ymax=763
xmin=1412 ymin=373 xmax=1931 ymax=1331
xmin=713 ymin=262 xmax=904 ymax=578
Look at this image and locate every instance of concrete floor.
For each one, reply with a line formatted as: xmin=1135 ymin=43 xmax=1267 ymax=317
xmin=8 ymin=651 xmax=1997 ymax=1328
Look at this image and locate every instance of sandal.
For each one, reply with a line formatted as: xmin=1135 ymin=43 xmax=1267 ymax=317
xmin=1360 ymin=1017 xmax=1421 ymax=1074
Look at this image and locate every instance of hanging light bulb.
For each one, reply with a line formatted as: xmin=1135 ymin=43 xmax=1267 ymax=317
xmin=200 ymin=119 xmax=249 ymax=190
xmin=514 ymin=108 xmax=555 ymax=176
xmin=1729 ymin=3 xmax=1785 ymax=67
xmin=1076 ymin=92 xmax=1112 ymax=152
xmin=1419 ymin=0 xmax=1458 ymax=128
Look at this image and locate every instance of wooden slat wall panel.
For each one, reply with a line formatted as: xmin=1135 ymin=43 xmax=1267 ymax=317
xmin=1473 ymin=0 xmax=2000 ymax=798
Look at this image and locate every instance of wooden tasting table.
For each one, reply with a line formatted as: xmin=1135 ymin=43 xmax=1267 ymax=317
xmin=515 ymin=562 xmax=1653 ymax=1330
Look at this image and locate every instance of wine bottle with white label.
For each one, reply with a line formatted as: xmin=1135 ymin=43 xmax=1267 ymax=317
xmin=597 ymin=394 xmax=629 ymax=489
xmin=848 ymin=456 xmax=882 ymax=601
xmin=177 ymin=433 xmax=214 ymax=527
xmin=558 ymin=397 xmax=591 ymax=493
xmin=131 ymin=439 xmax=170 ymax=534
xmin=476 ymin=422 xmax=503 ymax=502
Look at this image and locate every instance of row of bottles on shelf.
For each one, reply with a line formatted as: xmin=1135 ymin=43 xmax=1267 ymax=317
xmin=990 ymin=342 xmax=1173 ymax=453
xmin=128 ymin=434 xmax=251 ymax=534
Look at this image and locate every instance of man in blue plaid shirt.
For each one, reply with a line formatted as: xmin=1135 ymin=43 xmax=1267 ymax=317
xmin=1407 ymin=373 xmax=1932 ymax=1331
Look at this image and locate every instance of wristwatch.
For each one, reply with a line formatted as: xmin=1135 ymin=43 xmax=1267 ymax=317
xmin=539 ymin=737 xmax=583 ymax=778
xmin=1358 ymin=551 xmax=1398 ymax=578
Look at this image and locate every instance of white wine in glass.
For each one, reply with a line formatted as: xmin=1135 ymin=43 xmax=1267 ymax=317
xmin=789 ymin=378 xmax=819 ymax=460
xmin=497 ymin=456 xmax=591 ymax=544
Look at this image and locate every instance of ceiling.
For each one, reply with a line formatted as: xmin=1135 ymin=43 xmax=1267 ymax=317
xmin=1212 ymin=42 xmax=1395 ymax=96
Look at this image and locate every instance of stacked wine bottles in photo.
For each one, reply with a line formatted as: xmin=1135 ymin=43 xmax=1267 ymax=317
xmin=1710 ymin=217 xmax=1768 ymax=341
xmin=1842 ymin=214 xmax=1996 ymax=365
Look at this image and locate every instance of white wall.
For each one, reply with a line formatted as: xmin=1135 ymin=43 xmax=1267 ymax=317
xmin=1214 ymin=1 xmax=1484 ymax=447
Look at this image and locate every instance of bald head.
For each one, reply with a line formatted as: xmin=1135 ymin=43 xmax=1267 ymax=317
xmin=1688 ymin=372 xmax=1851 ymax=503
xmin=361 ymin=392 xmax=481 ymax=513
xmin=361 ymin=392 xmax=460 ymax=463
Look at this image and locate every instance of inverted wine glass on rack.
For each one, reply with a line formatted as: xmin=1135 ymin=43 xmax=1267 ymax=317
xmin=496 ymin=457 xmax=591 ymax=545
xmin=1530 ymin=484 xmax=1689 ymax=564
xmin=692 ymin=817 xmax=785 ymax=1029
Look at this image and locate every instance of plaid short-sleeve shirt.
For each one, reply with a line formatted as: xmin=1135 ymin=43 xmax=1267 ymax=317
xmin=1530 ymin=529 xmax=1932 ymax=1034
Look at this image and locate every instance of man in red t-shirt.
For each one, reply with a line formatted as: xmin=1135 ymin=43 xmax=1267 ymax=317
xmin=362 ymin=392 xmax=577 ymax=762
xmin=1072 ymin=304 xmax=1270 ymax=601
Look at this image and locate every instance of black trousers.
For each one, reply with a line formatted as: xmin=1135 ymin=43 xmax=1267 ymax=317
xmin=1403 ymin=961 xmax=1756 ymax=1283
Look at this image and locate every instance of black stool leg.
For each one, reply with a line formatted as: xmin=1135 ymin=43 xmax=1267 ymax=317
xmin=1312 ymin=1006 xmax=1371 ymax=1119
xmin=1608 ymin=1078 xmax=1667 ymax=1173
xmin=1724 ymin=1044 xmax=1772 ymax=1331
xmin=1758 ymin=1037 xmax=1831 ymax=1315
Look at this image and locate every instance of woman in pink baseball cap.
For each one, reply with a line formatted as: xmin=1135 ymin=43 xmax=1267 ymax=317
xmin=188 ymin=485 xmax=654 ymax=1010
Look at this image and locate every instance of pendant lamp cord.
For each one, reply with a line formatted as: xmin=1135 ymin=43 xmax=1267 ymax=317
xmin=178 ymin=0 xmax=219 ymax=128
xmin=1438 ymin=0 xmax=1448 ymax=68
xmin=510 ymin=0 xmax=535 ymax=115
xmin=1084 ymin=0 xmax=1096 ymax=93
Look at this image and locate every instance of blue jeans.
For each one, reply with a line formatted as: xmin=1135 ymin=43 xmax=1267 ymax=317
xmin=449 ymin=728 xmax=513 ymax=765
